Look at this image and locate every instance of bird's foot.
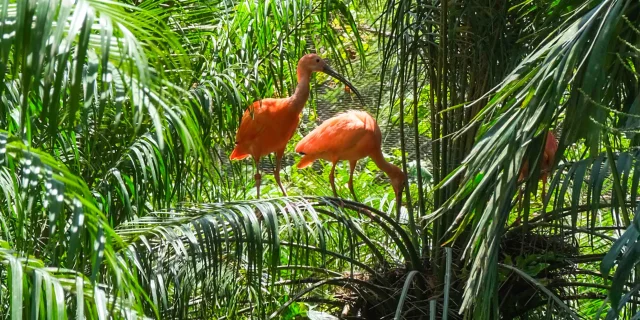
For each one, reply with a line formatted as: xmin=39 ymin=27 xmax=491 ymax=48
xmin=254 ymin=207 xmax=264 ymax=222
xmin=349 ymin=187 xmax=359 ymax=203
xmin=360 ymin=206 xmax=374 ymax=220
xmin=254 ymin=173 xmax=262 ymax=199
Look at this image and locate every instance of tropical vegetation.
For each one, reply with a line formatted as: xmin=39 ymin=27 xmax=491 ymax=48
xmin=2 ymin=0 xmax=640 ymax=319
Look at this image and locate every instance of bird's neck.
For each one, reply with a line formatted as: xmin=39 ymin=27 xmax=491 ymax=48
xmin=370 ymin=151 xmax=398 ymax=178
xmin=371 ymin=151 xmax=404 ymax=214
xmin=289 ymin=68 xmax=311 ymax=113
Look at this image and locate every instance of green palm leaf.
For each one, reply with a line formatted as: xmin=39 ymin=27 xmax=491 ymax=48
xmin=117 ymin=197 xmax=419 ymax=317
xmin=435 ymin=0 xmax=640 ymax=317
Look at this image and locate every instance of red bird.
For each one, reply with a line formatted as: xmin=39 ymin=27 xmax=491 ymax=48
xmin=295 ymin=110 xmax=406 ymax=208
xmin=230 ymin=54 xmax=363 ymax=198
xmin=518 ymin=130 xmax=559 ymax=201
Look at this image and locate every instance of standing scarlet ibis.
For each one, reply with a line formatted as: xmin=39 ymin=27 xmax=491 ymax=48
xmin=518 ymin=130 xmax=559 ymax=202
xmin=230 ymin=54 xmax=363 ymax=198
xmin=294 ymin=110 xmax=407 ymax=210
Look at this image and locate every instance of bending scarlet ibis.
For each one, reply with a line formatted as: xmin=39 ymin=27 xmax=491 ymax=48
xmin=230 ymin=54 xmax=363 ymax=198
xmin=518 ymin=130 xmax=559 ymax=201
xmin=295 ymin=110 xmax=406 ymax=210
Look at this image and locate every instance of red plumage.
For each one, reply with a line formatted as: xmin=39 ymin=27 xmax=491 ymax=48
xmin=229 ymin=54 xmax=363 ymax=198
xmin=517 ymin=130 xmax=559 ymax=204
xmin=295 ymin=110 xmax=406 ymax=210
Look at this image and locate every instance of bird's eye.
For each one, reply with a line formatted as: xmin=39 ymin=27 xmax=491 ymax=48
xmin=316 ymin=59 xmax=320 ymax=62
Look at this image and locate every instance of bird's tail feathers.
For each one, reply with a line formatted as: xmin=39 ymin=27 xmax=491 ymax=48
xmin=230 ymin=147 xmax=250 ymax=160
xmin=297 ymin=155 xmax=316 ymax=169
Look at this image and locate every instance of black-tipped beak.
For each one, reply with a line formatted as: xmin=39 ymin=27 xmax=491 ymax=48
xmin=395 ymin=185 xmax=404 ymax=216
xmin=394 ymin=178 xmax=407 ymax=216
xmin=395 ymin=191 xmax=402 ymax=216
xmin=322 ymin=65 xmax=365 ymax=106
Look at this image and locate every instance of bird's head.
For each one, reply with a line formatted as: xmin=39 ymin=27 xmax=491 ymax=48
xmin=299 ymin=53 xmax=328 ymax=73
xmin=298 ymin=54 xmax=365 ymax=105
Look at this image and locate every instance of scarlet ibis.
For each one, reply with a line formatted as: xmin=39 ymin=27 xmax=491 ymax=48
xmin=230 ymin=54 xmax=363 ymax=198
xmin=295 ymin=110 xmax=406 ymax=209
xmin=518 ymin=130 xmax=559 ymax=202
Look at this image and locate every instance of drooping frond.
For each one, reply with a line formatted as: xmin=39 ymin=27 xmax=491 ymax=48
xmin=435 ymin=0 xmax=640 ymax=317
xmin=116 ymin=197 xmax=424 ymax=318
xmin=0 ymin=130 xmax=157 ymax=318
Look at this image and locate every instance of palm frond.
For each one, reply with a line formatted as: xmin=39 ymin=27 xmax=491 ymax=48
xmin=0 ymin=130 xmax=153 ymax=318
xmin=117 ymin=197 xmax=423 ymax=318
xmin=435 ymin=0 xmax=640 ymax=317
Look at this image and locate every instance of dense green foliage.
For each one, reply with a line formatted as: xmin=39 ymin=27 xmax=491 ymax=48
xmin=2 ymin=0 xmax=640 ymax=319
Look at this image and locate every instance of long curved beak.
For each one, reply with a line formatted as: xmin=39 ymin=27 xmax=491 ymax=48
xmin=392 ymin=177 xmax=406 ymax=218
xmin=322 ymin=65 xmax=365 ymax=106
xmin=395 ymin=185 xmax=404 ymax=218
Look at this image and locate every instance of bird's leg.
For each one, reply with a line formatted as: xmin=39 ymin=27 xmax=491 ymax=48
xmin=514 ymin=187 xmax=524 ymax=227
xmin=329 ymin=162 xmax=351 ymax=212
xmin=517 ymin=187 xmax=524 ymax=211
xmin=329 ymin=161 xmax=348 ymax=209
xmin=329 ymin=162 xmax=338 ymax=198
xmin=254 ymin=157 xmax=262 ymax=199
xmin=274 ymin=149 xmax=288 ymax=197
xmin=348 ymin=160 xmax=359 ymax=202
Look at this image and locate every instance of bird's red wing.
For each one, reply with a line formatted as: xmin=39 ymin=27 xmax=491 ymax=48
xmin=541 ymin=132 xmax=558 ymax=169
xmin=545 ymin=132 xmax=559 ymax=158
xmin=230 ymin=101 xmax=271 ymax=159
xmin=295 ymin=113 xmax=367 ymax=156
xmin=235 ymin=101 xmax=270 ymax=141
